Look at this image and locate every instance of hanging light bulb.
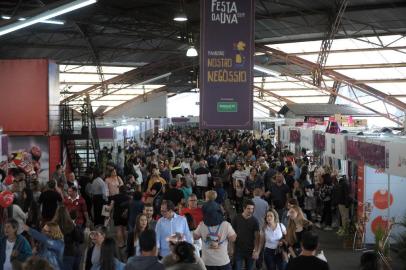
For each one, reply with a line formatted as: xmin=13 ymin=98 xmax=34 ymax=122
xmin=186 ymin=45 xmax=198 ymax=57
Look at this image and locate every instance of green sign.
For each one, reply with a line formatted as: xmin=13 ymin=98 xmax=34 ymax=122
xmin=217 ymin=102 xmax=238 ymax=112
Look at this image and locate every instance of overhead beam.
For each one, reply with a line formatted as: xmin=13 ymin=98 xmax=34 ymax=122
xmin=254 ymin=100 xmax=277 ymax=115
xmin=61 ymin=57 xmax=190 ymax=103
xmin=256 ymin=45 xmax=404 ymax=125
xmin=257 ymin=45 xmax=406 ymax=111
xmin=254 ymin=86 xmax=294 ymax=104
xmin=103 ymin=86 xmax=167 ymax=116
xmin=325 ymin=62 xmax=406 ymax=70
xmin=313 ymin=0 xmax=348 ymax=86
xmin=0 ymin=42 xmax=182 ymax=54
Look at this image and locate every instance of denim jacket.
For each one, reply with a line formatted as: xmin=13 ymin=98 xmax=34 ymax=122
xmin=29 ymin=228 xmax=64 ymax=270
xmin=0 ymin=234 xmax=32 ymax=270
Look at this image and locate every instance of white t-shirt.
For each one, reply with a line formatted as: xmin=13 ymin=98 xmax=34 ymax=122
xmin=194 ymin=172 xmax=211 ymax=187
xmin=264 ymin=223 xmax=286 ymax=249
xmin=3 ymin=240 xmax=15 ymax=270
xmin=194 ymin=221 xmax=236 ymax=267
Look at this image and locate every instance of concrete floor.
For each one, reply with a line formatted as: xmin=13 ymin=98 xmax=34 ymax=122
xmin=317 ymin=229 xmax=404 ymax=270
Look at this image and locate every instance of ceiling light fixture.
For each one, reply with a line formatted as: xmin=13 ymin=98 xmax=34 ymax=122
xmin=0 ymin=0 xmax=96 ymax=36
xmin=1 ymin=15 xmax=64 ymax=24
xmin=39 ymin=19 xmax=65 ymax=25
xmin=173 ymin=12 xmax=187 ymax=22
xmin=253 ymin=65 xmax=280 ymax=76
xmin=186 ymin=45 xmax=198 ymax=57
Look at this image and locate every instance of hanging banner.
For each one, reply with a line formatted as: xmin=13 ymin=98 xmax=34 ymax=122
xmin=347 ymin=138 xmax=361 ymax=161
xmin=300 ymin=128 xmax=313 ymax=150
xmin=360 ymin=141 xmax=386 ymax=169
xmin=325 ymin=133 xmax=346 ymax=160
xmin=200 ymin=0 xmax=254 ymax=129
xmin=313 ymin=132 xmax=325 ymax=151
xmin=280 ymin=126 xmax=290 ymax=145
xmin=289 ymin=129 xmax=300 ymax=143
xmin=386 ymin=142 xmax=406 ymax=177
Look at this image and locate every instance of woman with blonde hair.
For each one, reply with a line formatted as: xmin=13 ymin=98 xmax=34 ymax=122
xmin=260 ymin=209 xmax=287 ymax=270
xmin=23 ymin=222 xmax=64 ymax=270
xmin=285 ymin=205 xmax=312 ymax=257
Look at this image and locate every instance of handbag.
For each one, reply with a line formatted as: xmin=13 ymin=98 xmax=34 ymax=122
xmin=275 ymin=223 xmax=288 ymax=262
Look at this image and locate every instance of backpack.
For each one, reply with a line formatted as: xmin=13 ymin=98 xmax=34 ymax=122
xmin=205 ymin=222 xmax=225 ymax=249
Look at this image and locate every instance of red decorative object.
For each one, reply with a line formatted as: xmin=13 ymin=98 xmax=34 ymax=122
xmin=373 ymin=189 xmax=393 ymax=210
xmin=326 ymin=120 xmax=340 ymax=134
xmin=4 ymin=175 xmax=14 ymax=185
xmin=0 ymin=190 xmax=14 ymax=208
xmin=371 ymin=216 xmax=390 ymax=235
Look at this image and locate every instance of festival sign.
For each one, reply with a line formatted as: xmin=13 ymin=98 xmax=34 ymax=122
xmin=200 ymin=0 xmax=254 ymax=129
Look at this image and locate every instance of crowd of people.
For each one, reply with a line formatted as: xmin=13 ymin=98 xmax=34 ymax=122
xmin=0 ymin=127 xmax=379 ymax=270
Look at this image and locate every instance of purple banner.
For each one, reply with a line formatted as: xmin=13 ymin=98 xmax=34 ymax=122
xmin=290 ymin=130 xmax=300 ymax=143
xmin=360 ymin=142 xmax=386 ymax=168
xmin=97 ymin=128 xmax=114 ymax=140
xmin=200 ymin=0 xmax=254 ymax=129
xmin=346 ymin=139 xmax=361 ymax=160
xmin=314 ymin=133 xmax=325 ymax=151
xmin=346 ymin=140 xmax=385 ymax=168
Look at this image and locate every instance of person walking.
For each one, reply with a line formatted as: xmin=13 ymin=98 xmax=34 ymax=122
xmin=23 ymin=222 xmax=64 ymax=270
xmin=286 ymin=231 xmax=329 ymax=270
xmin=126 ymin=230 xmax=165 ymax=270
xmin=261 ymin=209 xmax=287 ymax=270
xmin=231 ymin=200 xmax=261 ymax=270
xmin=0 ymin=219 xmax=32 ymax=270
xmin=155 ymin=200 xmax=193 ymax=257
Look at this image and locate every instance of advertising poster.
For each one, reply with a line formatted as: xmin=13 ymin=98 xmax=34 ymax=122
xmin=7 ymin=136 xmax=49 ymax=184
xmin=200 ymin=0 xmax=254 ymax=129
xmin=364 ymin=166 xmax=389 ymax=244
xmin=387 ymin=142 xmax=406 ymax=177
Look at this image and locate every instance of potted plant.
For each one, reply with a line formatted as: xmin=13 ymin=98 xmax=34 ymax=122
xmin=340 ymin=222 xmax=356 ymax=248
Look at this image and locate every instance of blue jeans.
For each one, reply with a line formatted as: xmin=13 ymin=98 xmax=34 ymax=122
xmin=264 ymin=248 xmax=287 ymax=270
xmin=234 ymin=252 xmax=255 ymax=270
xmin=206 ymin=263 xmax=232 ymax=270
